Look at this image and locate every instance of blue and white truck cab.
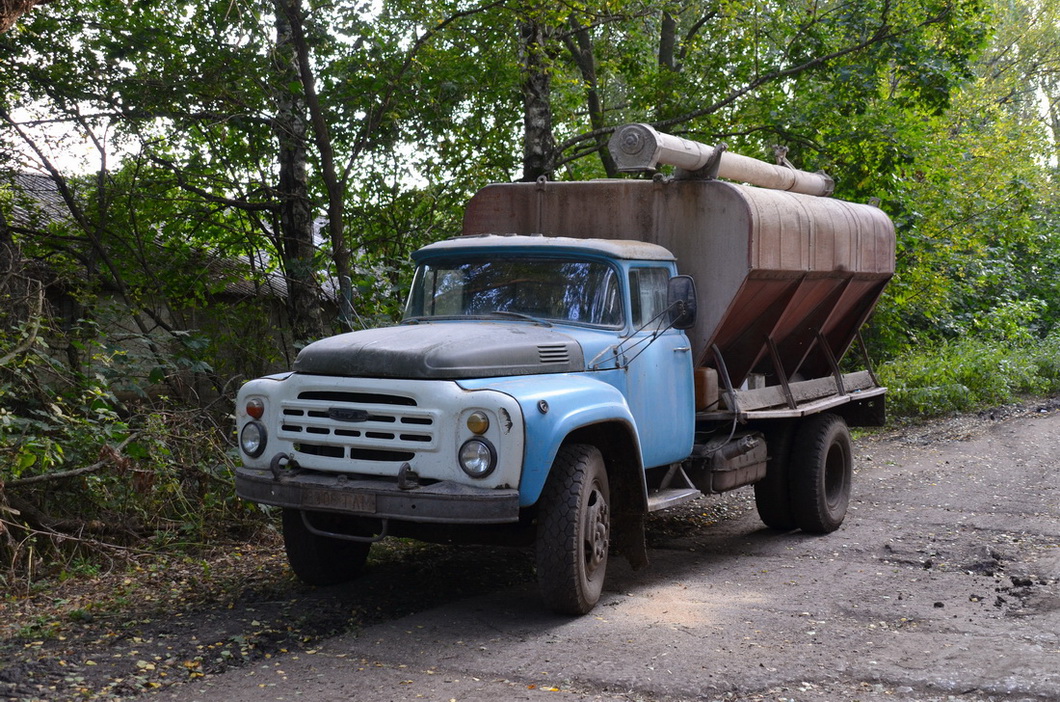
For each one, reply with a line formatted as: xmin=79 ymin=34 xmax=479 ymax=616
xmin=234 ymin=125 xmax=895 ymax=614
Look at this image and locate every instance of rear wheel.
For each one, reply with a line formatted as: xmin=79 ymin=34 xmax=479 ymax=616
xmin=535 ymin=444 xmax=610 ymax=615
xmin=281 ymin=508 xmax=372 ymax=586
xmin=789 ymin=413 xmax=852 ymax=533
xmin=754 ymin=420 xmax=797 ymax=530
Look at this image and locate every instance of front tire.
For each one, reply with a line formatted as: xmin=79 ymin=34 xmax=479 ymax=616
xmin=535 ymin=444 xmax=610 ymax=615
xmin=789 ymin=413 xmax=853 ymax=533
xmin=282 ymin=508 xmax=371 ymax=586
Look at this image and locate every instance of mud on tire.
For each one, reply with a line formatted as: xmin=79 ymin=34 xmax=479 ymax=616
xmin=535 ymin=443 xmax=610 ymax=615
xmin=789 ymin=413 xmax=853 ymax=534
xmin=754 ymin=420 xmax=798 ymax=530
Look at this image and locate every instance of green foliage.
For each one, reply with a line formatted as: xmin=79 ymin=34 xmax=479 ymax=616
xmin=3 ymin=0 xmax=1060 ymax=592
xmin=865 ymin=0 xmax=1060 ymax=357
xmin=878 ymin=333 xmax=1060 ymax=418
xmin=0 ymin=258 xmax=255 ymax=592
xmin=0 ymin=384 xmax=254 ymax=590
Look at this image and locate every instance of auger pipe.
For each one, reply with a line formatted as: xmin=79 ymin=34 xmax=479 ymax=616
xmin=608 ymin=123 xmax=834 ymax=197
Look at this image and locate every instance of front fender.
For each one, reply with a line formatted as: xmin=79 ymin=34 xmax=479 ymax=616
xmin=458 ymin=372 xmax=639 ymax=507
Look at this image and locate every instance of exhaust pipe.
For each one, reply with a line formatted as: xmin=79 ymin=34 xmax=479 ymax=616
xmin=608 ymin=123 xmax=834 ymax=197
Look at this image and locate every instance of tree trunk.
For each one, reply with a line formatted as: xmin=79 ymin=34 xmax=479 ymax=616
xmin=519 ymin=18 xmax=555 ymax=181
xmin=566 ymin=21 xmax=618 ymax=177
xmin=282 ymin=0 xmax=355 ymax=330
xmin=659 ymin=11 xmax=678 ymax=71
xmin=0 ymin=0 xmax=53 ymax=33
xmin=273 ymin=0 xmax=326 ymax=344
xmin=0 ymin=207 xmax=12 ymax=276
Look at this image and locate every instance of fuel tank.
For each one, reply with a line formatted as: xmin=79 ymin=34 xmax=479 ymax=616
xmin=462 ymin=177 xmax=895 ymax=388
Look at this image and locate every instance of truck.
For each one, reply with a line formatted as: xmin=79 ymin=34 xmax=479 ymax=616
xmin=234 ymin=124 xmax=895 ymax=615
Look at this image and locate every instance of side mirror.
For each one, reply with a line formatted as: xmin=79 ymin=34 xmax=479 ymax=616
xmin=667 ymin=275 xmax=697 ymax=330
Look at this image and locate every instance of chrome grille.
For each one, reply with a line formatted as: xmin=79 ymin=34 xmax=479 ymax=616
xmin=279 ymin=390 xmax=437 ymax=462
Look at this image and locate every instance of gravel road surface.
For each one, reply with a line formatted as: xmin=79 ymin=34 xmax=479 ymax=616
xmin=155 ymin=408 xmax=1060 ymax=702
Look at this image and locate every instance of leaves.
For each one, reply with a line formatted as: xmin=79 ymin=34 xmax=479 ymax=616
xmin=0 ymin=0 xmax=1059 ymax=592
xmin=868 ymin=0 xmax=1060 ymax=354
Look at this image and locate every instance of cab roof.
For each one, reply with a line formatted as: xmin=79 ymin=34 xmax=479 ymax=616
xmin=413 ymin=234 xmax=676 ymax=262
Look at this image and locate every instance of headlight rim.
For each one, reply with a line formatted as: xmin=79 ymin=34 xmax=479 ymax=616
xmin=458 ymin=437 xmax=497 ymax=479
xmin=240 ymin=421 xmax=268 ymax=458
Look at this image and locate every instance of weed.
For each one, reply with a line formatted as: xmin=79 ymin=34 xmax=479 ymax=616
xmin=879 ymin=333 xmax=1060 ymax=418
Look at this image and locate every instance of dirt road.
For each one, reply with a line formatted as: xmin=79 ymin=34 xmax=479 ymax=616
xmin=153 ymin=407 xmax=1060 ymax=702
xmin=3 ymin=406 xmax=1058 ymax=702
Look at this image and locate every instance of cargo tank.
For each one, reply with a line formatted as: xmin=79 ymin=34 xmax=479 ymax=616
xmin=463 ymin=124 xmax=894 ymax=419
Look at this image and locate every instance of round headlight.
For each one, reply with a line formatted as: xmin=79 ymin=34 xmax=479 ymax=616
xmin=458 ymin=438 xmax=496 ymax=478
xmin=240 ymin=421 xmax=267 ymax=458
xmin=466 ymin=410 xmax=490 ymax=435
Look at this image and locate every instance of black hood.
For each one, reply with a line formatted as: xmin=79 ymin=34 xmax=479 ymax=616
xmin=293 ymin=322 xmax=585 ymax=379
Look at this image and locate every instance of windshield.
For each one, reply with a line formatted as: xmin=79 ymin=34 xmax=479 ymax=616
xmin=405 ymin=256 xmax=623 ymax=327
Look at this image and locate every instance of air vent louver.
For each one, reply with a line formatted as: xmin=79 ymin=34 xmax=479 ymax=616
xmin=538 ymin=344 xmax=570 ymax=364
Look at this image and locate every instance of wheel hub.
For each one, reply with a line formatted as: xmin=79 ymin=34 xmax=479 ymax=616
xmin=585 ymin=487 xmax=610 ymax=572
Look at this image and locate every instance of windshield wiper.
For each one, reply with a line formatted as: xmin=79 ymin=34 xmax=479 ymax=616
xmin=482 ymin=311 xmax=553 ymax=326
xmin=402 ymin=312 xmax=553 ymax=327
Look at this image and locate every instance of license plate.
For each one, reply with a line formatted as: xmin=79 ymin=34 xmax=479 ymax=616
xmin=303 ymin=489 xmax=376 ymax=513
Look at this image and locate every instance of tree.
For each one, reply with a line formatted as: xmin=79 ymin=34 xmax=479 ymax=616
xmin=0 ymin=0 xmax=51 ymax=32
xmin=870 ymin=0 xmax=1060 ymax=351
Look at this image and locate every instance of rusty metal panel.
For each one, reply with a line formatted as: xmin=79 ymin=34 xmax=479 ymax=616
xmin=462 ymin=178 xmax=895 ymax=388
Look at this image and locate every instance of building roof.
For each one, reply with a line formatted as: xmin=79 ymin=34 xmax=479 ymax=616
xmin=4 ymin=171 xmax=291 ymax=300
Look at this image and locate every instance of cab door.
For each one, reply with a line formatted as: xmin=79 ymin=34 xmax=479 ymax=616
xmin=624 ymin=266 xmax=696 ymax=468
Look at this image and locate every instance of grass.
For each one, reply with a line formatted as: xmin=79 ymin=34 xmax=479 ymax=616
xmin=877 ymin=332 xmax=1060 ymax=419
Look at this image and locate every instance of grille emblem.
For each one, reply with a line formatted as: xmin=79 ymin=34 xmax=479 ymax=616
xmin=329 ymin=407 xmax=369 ymax=422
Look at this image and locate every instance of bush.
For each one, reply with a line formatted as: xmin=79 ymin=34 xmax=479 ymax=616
xmin=0 ymin=258 xmax=260 ymax=593
xmin=878 ymin=333 xmax=1060 ymax=418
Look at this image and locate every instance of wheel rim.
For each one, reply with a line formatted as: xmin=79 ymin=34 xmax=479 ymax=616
xmin=823 ymin=440 xmax=850 ymax=509
xmin=582 ymin=481 xmax=610 ymax=579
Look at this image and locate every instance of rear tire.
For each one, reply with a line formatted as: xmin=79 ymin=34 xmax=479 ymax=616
xmin=754 ymin=420 xmax=797 ymax=530
xmin=282 ymin=508 xmax=371 ymax=586
xmin=535 ymin=444 xmax=610 ymax=615
xmin=789 ymin=413 xmax=852 ymax=533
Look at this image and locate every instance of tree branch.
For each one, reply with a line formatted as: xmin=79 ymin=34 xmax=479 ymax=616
xmin=556 ymin=5 xmax=954 ymax=159
xmin=344 ymin=0 xmax=511 ymax=182
xmin=0 ymin=277 xmax=42 ymax=368
xmin=6 ymin=434 xmax=142 ymax=487
xmin=149 ymin=155 xmax=279 ymax=212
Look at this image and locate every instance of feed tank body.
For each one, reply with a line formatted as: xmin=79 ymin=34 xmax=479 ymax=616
xmin=462 ymin=178 xmax=895 ymax=388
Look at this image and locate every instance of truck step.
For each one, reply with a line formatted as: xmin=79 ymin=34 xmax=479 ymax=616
xmin=646 ymin=487 xmax=702 ymax=512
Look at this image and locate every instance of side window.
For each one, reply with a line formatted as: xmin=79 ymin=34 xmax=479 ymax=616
xmin=629 ymin=267 xmax=671 ymax=329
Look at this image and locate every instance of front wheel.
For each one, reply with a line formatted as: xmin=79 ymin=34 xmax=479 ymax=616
xmin=281 ymin=508 xmax=371 ymax=586
xmin=789 ymin=413 xmax=853 ymax=534
xmin=535 ymin=444 xmax=610 ymax=615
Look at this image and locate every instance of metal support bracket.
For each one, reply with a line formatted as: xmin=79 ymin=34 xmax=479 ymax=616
xmin=856 ymin=329 xmax=881 ymax=387
xmin=679 ymin=141 xmax=727 ymax=180
xmin=817 ymin=331 xmax=846 ymax=396
xmin=301 ymin=510 xmax=389 ymax=544
xmin=767 ymin=336 xmax=797 ymax=410
xmin=711 ymin=343 xmax=739 ymax=414
xmin=658 ymin=462 xmax=696 ymax=491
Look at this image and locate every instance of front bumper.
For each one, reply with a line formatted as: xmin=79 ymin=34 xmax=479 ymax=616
xmin=236 ymin=466 xmax=521 ymax=524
